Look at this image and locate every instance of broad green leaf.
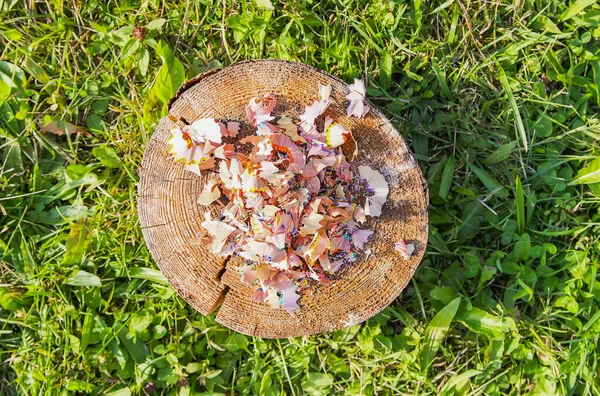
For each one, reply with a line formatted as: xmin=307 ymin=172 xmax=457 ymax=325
xmin=301 ymin=372 xmax=333 ymax=395
xmin=226 ymin=15 xmax=251 ymax=43
xmin=502 ymin=219 xmax=518 ymax=245
xmin=223 ymin=334 xmax=249 ymax=352
xmin=463 ymin=251 xmax=480 ymax=279
xmin=498 ymin=66 xmax=528 ymax=152
xmin=439 ymin=156 xmax=455 ymax=199
xmin=532 ymin=114 xmax=553 ymax=138
xmin=0 ymin=61 xmax=26 ymax=102
xmin=86 ymin=114 xmax=106 ymax=134
xmin=421 ymin=297 xmax=460 ymax=371
xmin=260 ymin=368 xmax=273 ymax=395
xmin=43 ymin=173 xmax=99 ymax=205
xmin=117 ymin=326 xmax=149 ymax=363
xmin=572 ymin=158 xmax=600 ymax=184
xmin=91 ymin=98 xmax=111 ymax=114
xmin=138 ymin=48 xmax=150 ymax=76
xmin=62 ymin=167 xmax=91 ymax=182
xmin=31 ymin=204 xmax=95 ymax=225
xmin=29 ymin=157 xmax=43 ymax=194
xmin=541 ymin=16 xmax=561 ymax=34
xmin=106 ymin=388 xmax=131 ymax=396
xmin=92 ymin=146 xmax=121 ymax=168
xmin=145 ymin=18 xmax=166 ymax=31
xmin=203 ymin=369 xmax=222 ymax=379
xmin=109 ymin=339 xmax=128 ymax=370
xmin=514 ymin=233 xmax=531 ymax=260
xmin=3 ymin=28 xmax=21 ymax=40
xmin=498 ymin=261 xmax=520 ymax=275
xmin=467 ymin=162 xmax=508 ymax=197
xmin=68 ymin=334 xmax=80 ymax=355
xmin=153 ymin=325 xmax=167 ymax=339
xmin=62 ymin=221 xmax=89 ymax=265
xmin=255 ymin=0 xmax=274 ymax=10
xmin=121 ymin=39 xmax=140 ymax=60
xmin=555 ymin=295 xmax=579 ymax=314
xmin=458 ymin=200 xmax=483 ymax=242
xmin=0 ymin=290 xmax=32 ymax=311
xmin=80 ymin=311 xmax=94 ymax=353
xmin=430 ymin=286 xmax=457 ymax=304
xmin=412 ymin=131 xmax=429 ymax=160
xmin=0 ymin=101 xmax=24 ymax=136
xmin=154 ymin=57 xmax=185 ymax=104
xmin=129 ymin=310 xmax=152 ymax=334
xmin=143 ymin=40 xmax=185 ymax=121
xmin=2 ymin=140 xmax=24 ymax=178
xmin=480 ymin=265 xmax=497 ymax=284
xmin=440 ymin=369 xmax=481 ymax=395
xmin=486 ymin=339 xmax=505 ymax=363
xmin=109 ymin=26 xmax=133 ymax=46
xmin=66 ymin=270 xmax=102 ymax=287
xmin=66 ymin=380 xmax=93 ymax=392
xmin=457 ymin=307 xmax=515 ymax=340
xmin=186 ymin=362 xmax=203 ymax=373
xmin=379 ymin=51 xmax=393 ymax=91
xmin=405 ymin=70 xmax=423 ymax=82
xmin=428 ymin=158 xmax=446 ymax=180
xmin=128 ymin=267 xmax=168 ymax=284
xmin=23 ymin=57 xmax=50 ymax=84
xmin=560 ymin=0 xmax=596 ymax=21
xmin=590 ymin=182 xmax=600 ymax=196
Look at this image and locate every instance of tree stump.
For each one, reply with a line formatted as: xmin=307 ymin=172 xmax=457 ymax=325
xmin=137 ymin=60 xmax=428 ymax=338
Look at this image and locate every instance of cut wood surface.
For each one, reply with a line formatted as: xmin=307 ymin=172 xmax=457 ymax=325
xmin=137 ymin=60 xmax=429 ymax=338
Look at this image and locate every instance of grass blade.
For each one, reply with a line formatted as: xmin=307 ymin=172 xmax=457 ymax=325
xmin=458 ymin=200 xmax=483 ymax=242
xmin=350 ymin=22 xmax=383 ymax=52
xmin=106 ymin=388 xmax=131 ymax=396
xmin=440 ymin=369 xmax=481 ymax=395
xmin=498 ymin=66 xmax=528 ymax=152
xmin=515 ymin=176 xmax=525 ymax=235
xmin=439 ymin=155 xmax=455 ymax=199
xmin=560 ymin=0 xmax=596 ymax=21
xmin=592 ymin=60 xmax=600 ymax=106
xmin=582 ymin=309 xmax=600 ymax=332
xmin=62 ymin=221 xmax=90 ymax=265
xmin=482 ymin=141 xmax=517 ymax=165
xmin=466 ymin=161 xmax=508 ymax=197
xmin=66 ymin=270 xmax=102 ymax=287
xmin=116 ymin=326 xmax=149 ymax=364
xmin=379 ymin=51 xmax=393 ymax=91
xmin=80 ymin=311 xmax=94 ymax=354
xmin=432 ymin=60 xmax=451 ymax=100
xmin=421 ymin=297 xmax=461 ymax=372
xmin=571 ymin=157 xmax=600 ymax=185
xmin=128 ymin=267 xmax=169 ymax=284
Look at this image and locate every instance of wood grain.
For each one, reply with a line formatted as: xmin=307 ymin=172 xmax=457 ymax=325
xmin=137 ymin=60 xmax=428 ymax=338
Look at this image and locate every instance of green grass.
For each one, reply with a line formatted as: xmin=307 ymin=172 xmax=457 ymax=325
xmin=1 ymin=0 xmax=600 ymax=394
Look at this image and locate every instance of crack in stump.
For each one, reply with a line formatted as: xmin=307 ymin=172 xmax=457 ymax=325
xmin=215 ymin=255 xmax=232 ymax=282
xmin=206 ymin=255 xmax=235 ymax=315
xmin=208 ymin=285 xmax=230 ymax=315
